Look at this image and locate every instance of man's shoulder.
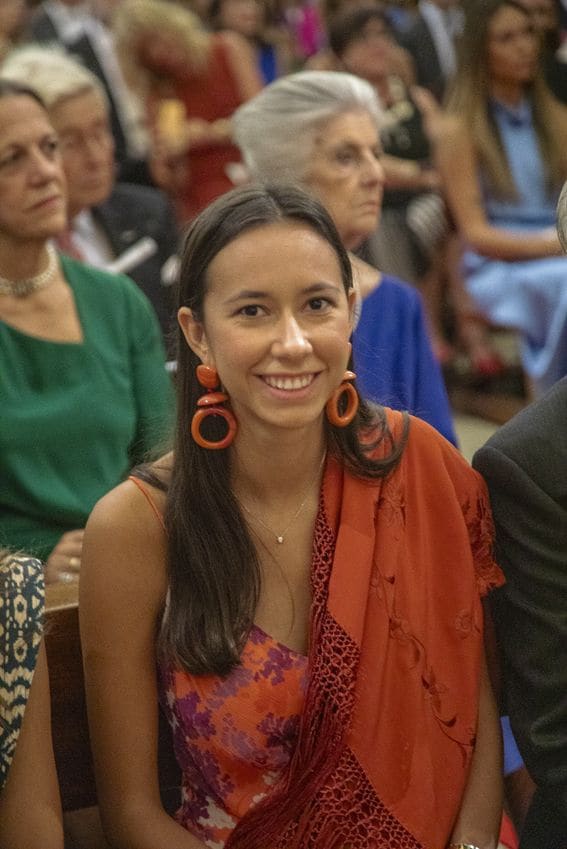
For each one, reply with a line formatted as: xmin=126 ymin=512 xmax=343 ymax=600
xmin=104 ymin=182 xmax=172 ymax=215
xmin=474 ymin=379 xmax=567 ymax=499
xmin=27 ymin=6 xmax=58 ymax=42
xmin=398 ymin=13 xmax=431 ymax=47
xmin=483 ymin=379 xmax=567 ymax=456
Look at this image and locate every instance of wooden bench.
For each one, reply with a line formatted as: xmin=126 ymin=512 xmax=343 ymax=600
xmin=45 ymin=583 xmax=180 ymax=841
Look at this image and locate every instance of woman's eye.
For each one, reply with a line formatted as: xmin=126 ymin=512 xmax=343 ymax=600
xmin=238 ymin=304 xmax=264 ymax=317
xmin=336 ymin=151 xmax=355 ymax=165
xmin=43 ymin=138 xmax=60 ymax=157
xmin=0 ymin=150 xmax=19 ymax=168
xmin=307 ymin=297 xmax=331 ymax=311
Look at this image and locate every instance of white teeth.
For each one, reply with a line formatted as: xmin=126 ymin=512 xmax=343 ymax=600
xmin=264 ymin=374 xmax=313 ymax=390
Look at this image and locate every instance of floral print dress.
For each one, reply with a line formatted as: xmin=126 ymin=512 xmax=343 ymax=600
xmin=158 ymin=623 xmax=308 ymax=848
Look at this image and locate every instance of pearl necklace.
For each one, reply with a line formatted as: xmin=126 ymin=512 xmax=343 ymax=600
xmin=237 ymin=453 xmax=326 ymax=545
xmin=0 ymin=244 xmax=58 ymax=298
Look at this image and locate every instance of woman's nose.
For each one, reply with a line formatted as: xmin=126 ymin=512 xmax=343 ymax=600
xmin=272 ymin=314 xmax=312 ymax=357
xmin=29 ymin=150 xmax=60 ymax=184
xmin=362 ymin=154 xmax=384 ymax=186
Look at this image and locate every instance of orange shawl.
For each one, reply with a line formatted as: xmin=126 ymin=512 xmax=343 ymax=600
xmin=227 ymin=411 xmax=504 ymax=849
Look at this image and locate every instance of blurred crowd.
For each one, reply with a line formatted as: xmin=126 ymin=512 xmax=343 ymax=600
xmin=1 ymin=1 xmax=567 ymax=848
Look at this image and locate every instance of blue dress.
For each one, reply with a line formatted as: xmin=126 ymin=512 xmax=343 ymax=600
xmin=353 ymin=274 xmax=457 ymax=445
xmin=463 ymin=98 xmax=567 ymax=396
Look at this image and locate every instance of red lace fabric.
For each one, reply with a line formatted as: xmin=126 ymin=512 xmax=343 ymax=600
xmin=228 ymin=412 xmax=504 ymax=849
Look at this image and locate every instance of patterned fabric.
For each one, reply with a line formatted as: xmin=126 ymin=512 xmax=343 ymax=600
xmin=0 ymin=554 xmax=44 ymax=790
xmin=160 ymin=623 xmax=307 ymax=846
xmin=151 ymin=411 xmax=504 ymax=848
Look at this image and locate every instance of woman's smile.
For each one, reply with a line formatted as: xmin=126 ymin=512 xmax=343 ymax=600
xmin=260 ymin=373 xmax=317 ymax=391
xmin=179 ymin=220 xmax=354 ymax=435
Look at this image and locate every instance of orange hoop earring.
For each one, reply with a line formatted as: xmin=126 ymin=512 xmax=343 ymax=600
xmin=191 ymin=364 xmax=237 ymax=450
xmin=325 ymin=370 xmax=358 ymax=427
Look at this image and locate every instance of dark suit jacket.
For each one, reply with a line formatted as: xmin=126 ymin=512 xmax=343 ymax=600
xmin=27 ymin=7 xmax=60 ymax=44
xmin=399 ymin=14 xmax=446 ymax=103
xmin=93 ymin=183 xmax=180 ymax=356
xmin=27 ymin=9 xmax=146 ymax=180
xmin=67 ymin=33 xmax=129 ymax=167
xmin=473 ymin=378 xmax=567 ymax=849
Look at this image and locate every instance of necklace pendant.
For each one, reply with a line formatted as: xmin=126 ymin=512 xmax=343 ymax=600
xmin=276 ymin=536 xmax=284 ymax=544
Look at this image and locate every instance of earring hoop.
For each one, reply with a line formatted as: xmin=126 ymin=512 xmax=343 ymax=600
xmin=191 ymin=364 xmax=237 ymax=449
xmin=326 ymin=370 xmax=358 ymax=427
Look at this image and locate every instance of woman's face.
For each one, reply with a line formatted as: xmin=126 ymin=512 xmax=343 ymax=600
xmin=138 ymin=31 xmax=192 ymax=80
xmin=217 ymin=0 xmax=263 ymax=38
xmin=340 ymin=18 xmax=394 ymax=83
xmin=304 ymin=110 xmax=384 ymax=251
xmin=51 ymin=88 xmax=116 ymax=218
xmin=0 ymin=95 xmax=67 ymax=243
xmin=179 ymin=220 xmax=354 ymax=438
xmin=487 ymin=5 xmax=539 ymax=88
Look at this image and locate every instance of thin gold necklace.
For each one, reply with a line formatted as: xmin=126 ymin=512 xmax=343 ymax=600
xmin=237 ymin=452 xmax=326 ymax=545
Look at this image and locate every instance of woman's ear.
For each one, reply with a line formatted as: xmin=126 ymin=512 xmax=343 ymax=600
xmin=178 ymin=307 xmax=211 ymax=363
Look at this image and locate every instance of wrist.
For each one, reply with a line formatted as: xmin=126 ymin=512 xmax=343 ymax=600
xmin=448 ymin=844 xmax=482 ymax=849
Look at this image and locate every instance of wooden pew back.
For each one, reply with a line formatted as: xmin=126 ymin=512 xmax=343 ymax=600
xmin=45 ymin=583 xmax=180 ymax=814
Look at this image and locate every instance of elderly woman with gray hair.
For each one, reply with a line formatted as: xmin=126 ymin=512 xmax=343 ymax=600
xmin=233 ymin=70 xmax=456 ymax=443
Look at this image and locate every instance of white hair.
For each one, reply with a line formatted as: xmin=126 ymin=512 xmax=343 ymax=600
xmin=0 ymin=45 xmax=106 ymax=109
xmin=233 ymin=71 xmax=384 ymax=185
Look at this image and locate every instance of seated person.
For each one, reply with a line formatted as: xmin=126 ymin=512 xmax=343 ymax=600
xmin=0 ymin=80 xmax=173 ymax=580
xmin=112 ymin=0 xmax=262 ymax=224
xmin=437 ymin=0 xmax=567 ymax=397
xmin=0 ymin=550 xmax=63 ymax=849
xmin=1 ymin=46 xmax=180 ymax=351
xmin=233 ymin=70 xmax=457 ymax=443
xmin=330 ymin=5 xmax=504 ymax=373
xmin=474 ymin=378 xmax=567 ymax=849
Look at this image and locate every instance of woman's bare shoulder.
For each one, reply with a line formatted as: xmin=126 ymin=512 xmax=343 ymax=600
xmin=82 ymin=456 xmax=173 ymax=602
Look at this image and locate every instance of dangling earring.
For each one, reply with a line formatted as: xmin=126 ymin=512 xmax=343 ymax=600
xmin=326 ymin=370 xmax=358 ymax=427
xmin=191 ymin=364 xmax=237 ymax=449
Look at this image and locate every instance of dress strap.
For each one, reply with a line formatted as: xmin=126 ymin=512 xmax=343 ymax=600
xmin=128 ymin=475 xmax=166 ymax=532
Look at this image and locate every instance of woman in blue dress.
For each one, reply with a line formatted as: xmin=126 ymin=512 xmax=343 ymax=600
xmin=437 ymin=0 xmax=567 ymax=397
xmin=233 ymin=71 xmax=457 ymax=443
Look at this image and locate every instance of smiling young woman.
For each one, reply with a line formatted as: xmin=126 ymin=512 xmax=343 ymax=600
xmin=80 ymin=184 xmax=504 ymax=849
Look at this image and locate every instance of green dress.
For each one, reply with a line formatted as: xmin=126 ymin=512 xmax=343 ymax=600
xmin=0 ymin=255 xmax=174 ymax=561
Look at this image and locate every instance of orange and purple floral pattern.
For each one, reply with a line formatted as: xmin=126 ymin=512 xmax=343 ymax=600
xmin=159 ymin=624 xmax=308 ymax=847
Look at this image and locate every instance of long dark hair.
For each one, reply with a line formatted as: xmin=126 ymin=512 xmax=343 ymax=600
xmin=447 ymin=0 xmax=567 ymax=198
xmin=155 ymin=184 xmax=408 ymax=676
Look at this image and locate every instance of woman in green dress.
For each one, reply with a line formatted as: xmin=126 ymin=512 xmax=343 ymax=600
xmin=0 ymin=81 xmax=174 ymax=582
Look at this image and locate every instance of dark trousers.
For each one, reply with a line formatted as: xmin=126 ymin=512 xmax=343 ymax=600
xmin=520 ymin=788 xmax=567 ymax=849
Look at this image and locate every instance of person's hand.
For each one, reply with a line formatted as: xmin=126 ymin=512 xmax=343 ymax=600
xmin=540 ymin=226 xmax=563 ymax=255
xmin=419 ymin=167 xmax=441 ymax=191
xmin=45 ymin=529 xmax=84 ymax=584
